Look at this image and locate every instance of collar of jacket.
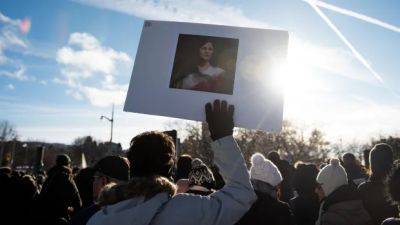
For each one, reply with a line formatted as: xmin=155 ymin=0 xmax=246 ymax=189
xmin=98 ymin=176 xmax=176 ymax=207
xmin=251 ymin=179 xmax=278 ymax=199
xmin=322 ymin=184 xmax=360 ymax=210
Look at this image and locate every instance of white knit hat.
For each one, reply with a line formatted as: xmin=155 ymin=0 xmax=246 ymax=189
xmin=316 ymin=158 xmax=348 ymax=197
xmin=250 ymin=153 xmax=283 ymax=187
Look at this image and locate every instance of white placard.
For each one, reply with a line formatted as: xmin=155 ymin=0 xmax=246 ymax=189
xmin=124 ymin=20 xmax=288 ymax=132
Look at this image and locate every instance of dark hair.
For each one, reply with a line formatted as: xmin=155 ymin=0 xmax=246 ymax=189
xmin=292 ymin=163 xmax=319 ymax=196
xmin=267 ymin=151 xmax=280 ymax=165
xmin=175 ymin=154 xmax=192 ymax=181
xmin=370 ymin=143 xmax=394 ymax=181
xmin=128 ymin=131 xmax=176 ymax=179
xmin=74 ymin=167 xmax=95 ymax=208
xmin=342 ymin=152 xmax=356 ymax=164
xmin=388 ymin=166 xmax=400 ymax=202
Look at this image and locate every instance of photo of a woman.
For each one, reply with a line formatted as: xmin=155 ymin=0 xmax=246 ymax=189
xmin=170 ymin=34 xmax=238 ymax=95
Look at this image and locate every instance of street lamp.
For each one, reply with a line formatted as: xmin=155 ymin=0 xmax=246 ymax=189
xmin=100 ymin=104 xmax=114 ymax=145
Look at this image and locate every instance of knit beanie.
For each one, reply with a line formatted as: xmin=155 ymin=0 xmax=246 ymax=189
xmin=316 ymin=158 xmax=348 ymax=197
xmin=188 ymin=159 xmax=215 ymax=190
xmin=250 ymin=153 xmax=283 ymax=187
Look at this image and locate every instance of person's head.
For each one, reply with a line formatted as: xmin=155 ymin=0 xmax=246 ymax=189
xmin=250 ymin=152 xmax=283 ymax=188
xmin=267 ymin=151 xmax=281 ymax=165
xmin=293 ymin=163 xmax=319 ymax=196
xmin=56 ymin=154 xmax=71 ymax=168
xmin=198 ymin=40 xmax=214 ymax=63
xmin=175 ymin=154 xmax=192 ymax=181
xmin=92 ymin=156 xmax=130 ymax=200
xmin=388 ymin=165 xmax=400 ymax=203
xmin=127 ymin=131 xmax=176 ymax=179
xmin=20 ymin=175 xmax=38 ymax=200
xmin=188 ymin=158 xmax=215 ymax=190
xmin=315 ymin=158 xmax=348 ymax=201
xmin=342 ymin=152 xmax=356 ymax=167
xmin=369 ymin=143 xmax=393 ymax=180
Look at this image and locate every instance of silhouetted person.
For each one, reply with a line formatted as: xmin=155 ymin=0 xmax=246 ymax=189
xmin=74 ymin=167 xmax=96 ymax=208
xmin=267 ymin=151 xmax=294 ymax=203
xmin=290 ymin=163 xmax=320 ymax=225
xmin=358 ymin=143 xmax=399 ymax=225
xmin=33 ymin=154 xmax=82 ymax=224
xmin=174 ymin=154 xmax=193 ymax=181
xmin=382 ymin=165 xmax=400 ymax=224
xmin=342 ymin=152 xmax=367 ymax=186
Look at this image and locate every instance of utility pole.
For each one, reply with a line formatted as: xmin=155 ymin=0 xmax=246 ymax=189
xmin=100 ymin=104 xmax=114 ymax=150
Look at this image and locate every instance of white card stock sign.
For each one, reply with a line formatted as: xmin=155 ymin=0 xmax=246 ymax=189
xmin=124 ymin=20 xmax=288 ymax=132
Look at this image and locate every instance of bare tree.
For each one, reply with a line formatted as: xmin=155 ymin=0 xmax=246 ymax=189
xmin=0 ymin=120 xmax=18 ymax=166
xmin=0 ymin=120 xmax=17 ymax=141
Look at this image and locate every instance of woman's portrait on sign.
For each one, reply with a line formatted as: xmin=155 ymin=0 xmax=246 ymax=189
xmin=169 ymin=34 xmax=239 ymax=95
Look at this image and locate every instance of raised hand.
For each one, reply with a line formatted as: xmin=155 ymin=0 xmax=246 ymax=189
xmin=205 ymin=100 xmax=234 ymax=141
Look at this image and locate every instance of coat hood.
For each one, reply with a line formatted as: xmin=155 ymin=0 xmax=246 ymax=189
xmin=87 ymin=176 xmax=176 ymax=225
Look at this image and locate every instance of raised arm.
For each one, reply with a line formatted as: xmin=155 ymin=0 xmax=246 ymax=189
xmin=156 ymin=100 xmax=256 ymax=225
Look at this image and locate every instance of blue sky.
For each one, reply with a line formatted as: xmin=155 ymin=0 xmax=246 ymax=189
xmin=0 ymin=0 xmax=399 ymax=148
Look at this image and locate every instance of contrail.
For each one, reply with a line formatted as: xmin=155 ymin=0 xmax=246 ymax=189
xmin=304 ymin=0 xmax=400 ymax=33
xmin=305 ymin=1 xmax=384 ymax=84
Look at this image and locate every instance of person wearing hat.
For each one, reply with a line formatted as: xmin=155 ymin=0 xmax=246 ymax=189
xmin=358 ymin=143 xmax=399 ymax=225
xmin=70 ymin=156 xmax=130 ymax=225
xmin=315 ymin=158 xmax=371 ymax=225
xmin=186 ymin=158 xmax=216 ymax=196
xmin=237 ymin=152 xmax=295 ymax=225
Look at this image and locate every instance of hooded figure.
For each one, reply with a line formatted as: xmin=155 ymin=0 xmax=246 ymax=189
xmin=315 ymin=158 xmax=371 ymax=225
xmin=236 ymin=153 xmax=295 ymax=225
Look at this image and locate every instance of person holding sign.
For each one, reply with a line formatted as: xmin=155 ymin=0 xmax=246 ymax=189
xmin=87 ymin=100 xmax=256 ymax=225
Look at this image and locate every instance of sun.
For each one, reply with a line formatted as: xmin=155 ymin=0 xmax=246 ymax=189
xmin=273 ymin=38 xmax=328 ymax=101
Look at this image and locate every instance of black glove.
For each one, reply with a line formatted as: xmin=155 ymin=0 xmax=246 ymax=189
xmin=205 ymin=100 xmax=234 ymax=141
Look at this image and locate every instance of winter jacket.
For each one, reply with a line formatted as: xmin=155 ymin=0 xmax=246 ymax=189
xmin=70 ymin=204 xmax=101 ymax=225
xmin=236 ymin=179 xmax=295 ymax=225
xmin=289 ymin=193 xmax=320 ymax=225
xmin=359 ymin=179 xmax=399 ymax=225
xmin=382 ymin=218 xmax=400 ymax=225
xmin=87 ymin=136 xmax=257 ymax=225
xmin=316 ymin=185 xmax=371 ymax=225
xmin=34 ymin=165 xmax=82 ymax=223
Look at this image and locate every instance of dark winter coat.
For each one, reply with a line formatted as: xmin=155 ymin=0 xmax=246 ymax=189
xmin=316 ymin=185 xmax=371 ymax=225
xmin=70 ymin=204 xmax=100 ymax=225
xmin=290 ymin=193 xmax=320 ymax=225
xmin=236 ymin=179 xmax=295 ymax=225
xmin=34 ymin=165 xmax=82 ymax=223
xmin=382 ymin=218 xmax=400 ymax=225
xmin=359 ymin=179 xmax=399 ymax=225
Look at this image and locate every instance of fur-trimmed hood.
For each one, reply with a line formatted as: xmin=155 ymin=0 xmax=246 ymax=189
xmin=87 ymin=176 xmax=176 ymax=225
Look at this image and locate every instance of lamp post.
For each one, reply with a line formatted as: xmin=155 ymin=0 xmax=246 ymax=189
xmin=100 ymin=104 xmax=114 ymax=147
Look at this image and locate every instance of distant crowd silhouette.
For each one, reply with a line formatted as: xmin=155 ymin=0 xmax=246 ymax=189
xmin=1 ymin=100 xmax=399 ymax=225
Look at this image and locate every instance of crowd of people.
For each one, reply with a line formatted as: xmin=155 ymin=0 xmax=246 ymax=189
xmin=1 ymin=100 xmax=400 ymax=225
